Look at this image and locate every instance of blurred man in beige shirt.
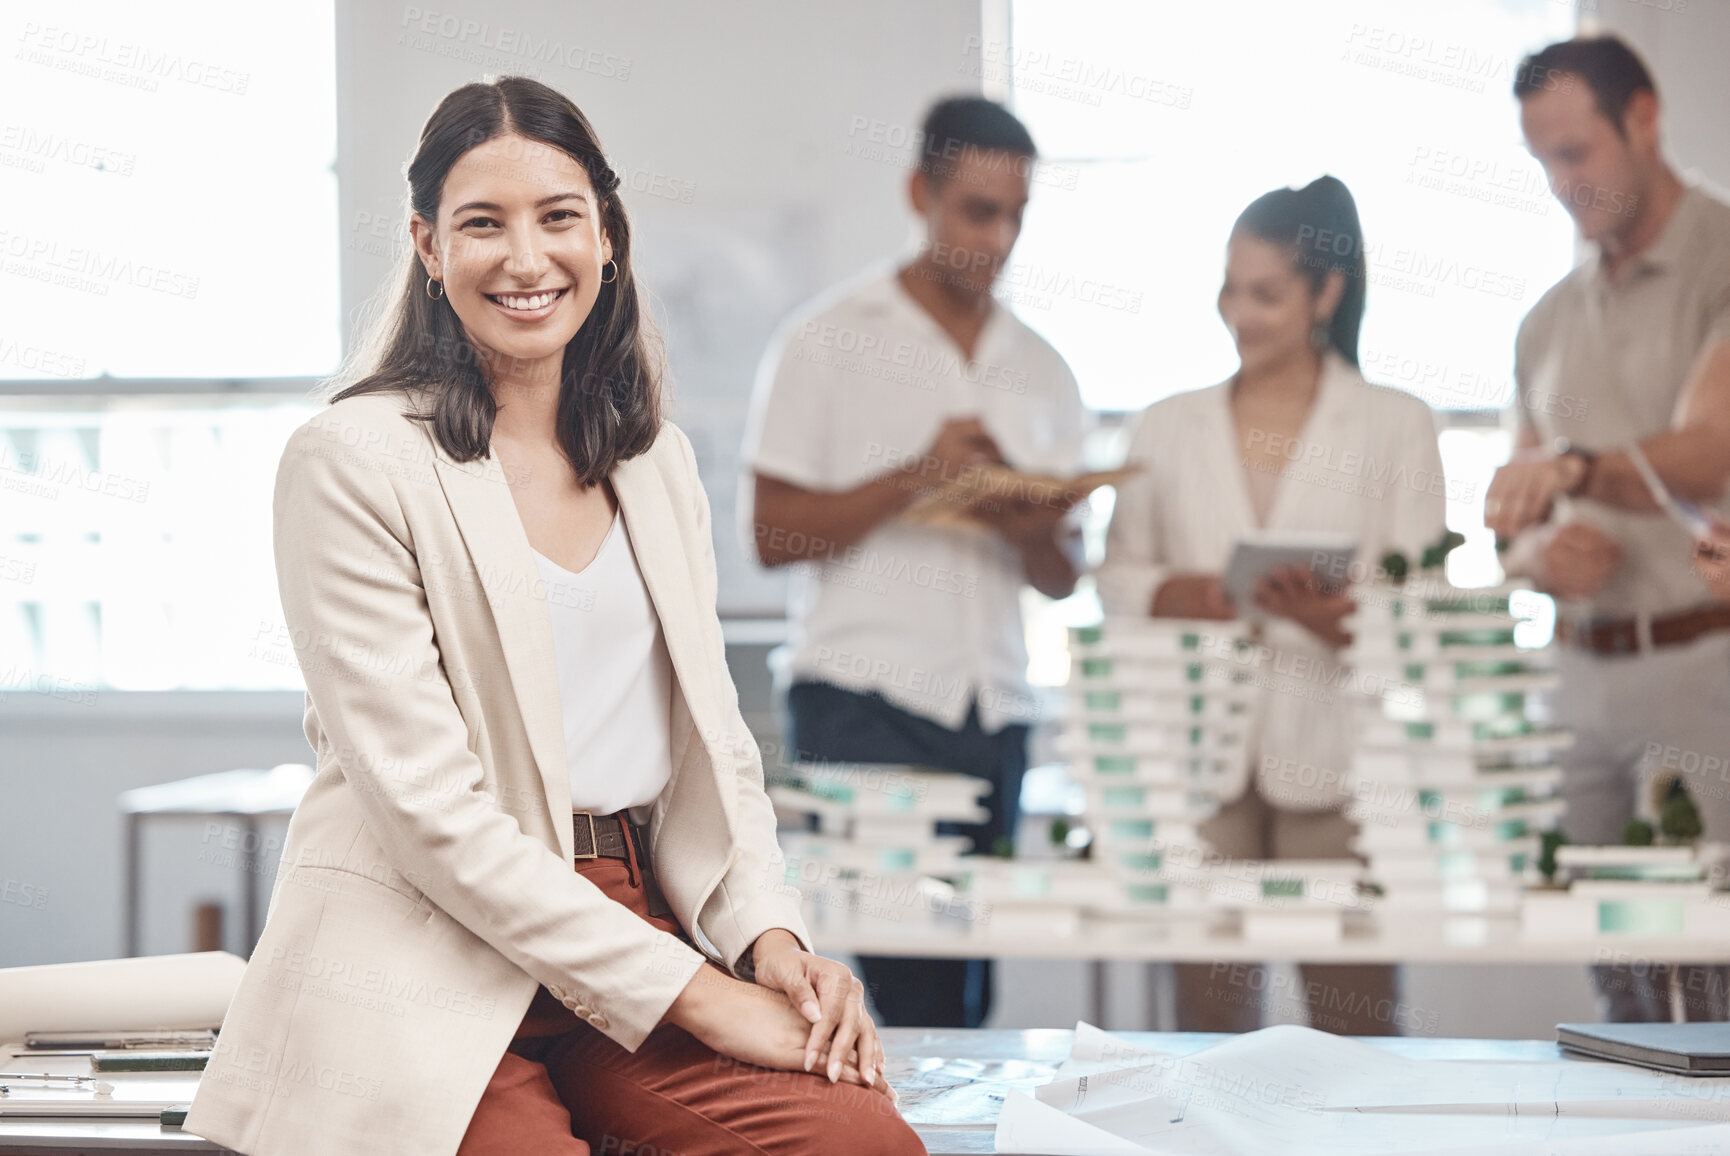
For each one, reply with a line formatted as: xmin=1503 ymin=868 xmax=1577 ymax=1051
xmin=1488 ymin=35 xmax=1730 ymax=1022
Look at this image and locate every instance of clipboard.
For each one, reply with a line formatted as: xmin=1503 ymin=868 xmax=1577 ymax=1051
xmin=903 ymin=464 xmax=1141 ymax=529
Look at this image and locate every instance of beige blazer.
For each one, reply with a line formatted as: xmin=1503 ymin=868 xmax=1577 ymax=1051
xmin=184 ymin=392 xmax=811 ymax=1156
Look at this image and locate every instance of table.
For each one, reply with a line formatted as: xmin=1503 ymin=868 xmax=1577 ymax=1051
xmin=0 ymin=1030 xmax=1603 ymax=1155
xmin=118 ymin=766 xmax=313 ymax=958
xmin=802 ymin=900 xmax=1730 ymax=963
xmin=803 ymin=904 xmax=1730 ymax=1027
xmin=885 ymin=1028 xmax=1581 ymax=1154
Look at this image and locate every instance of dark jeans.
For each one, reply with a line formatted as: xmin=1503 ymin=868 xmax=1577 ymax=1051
xmin=784 ymin=679 xmax=1030 ymax=1028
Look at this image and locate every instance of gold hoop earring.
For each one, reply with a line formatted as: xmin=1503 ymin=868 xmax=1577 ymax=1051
xmin=426 ymin=277 xmax=445 ymax=301
xmin=600 ymin=260 xmax=618 ymax=284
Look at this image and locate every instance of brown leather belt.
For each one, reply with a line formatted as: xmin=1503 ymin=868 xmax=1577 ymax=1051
xmin=573 ymin=810 xmax=672 ymax=917
xmin=1554 ymin=603 xmax=1730 ymax=655
xmin=572 ymin=810 xmax=633 ymax=860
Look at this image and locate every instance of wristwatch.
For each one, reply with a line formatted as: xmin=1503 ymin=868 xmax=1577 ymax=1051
xmin=1552 ymin=436 xmax=1597 ymax=497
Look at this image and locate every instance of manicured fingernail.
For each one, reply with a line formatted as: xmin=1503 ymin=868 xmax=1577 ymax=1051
xmin=804 ymin=1049 xmax=815 ymax=1072
xmin=828 ymin=1060 xmax=839 ymax=1083
xmin=801 ymin=1000 xmax=820 ymax=1021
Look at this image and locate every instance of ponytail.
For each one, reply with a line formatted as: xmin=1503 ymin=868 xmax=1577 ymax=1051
xmin=1232 ymin=175 xmax=1366 ymax=366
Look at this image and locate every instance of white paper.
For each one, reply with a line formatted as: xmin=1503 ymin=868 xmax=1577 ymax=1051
xmin=0 ymin=951 xmax=246 ymax=1041
xmin=994 ymin=1022 xmax=1730 ymax=1155
xmin=0 ymin=1045 xmax=202 ymax=1118
xmin=888 ymin=1051 xmax=1062 ymax=1127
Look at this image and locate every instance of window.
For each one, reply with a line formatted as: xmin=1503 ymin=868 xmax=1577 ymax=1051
xmin=999 ymin=0 xmax=1576 ymax=414
xmin=1 ymin=0 xmax=340 ymax=380
xmin=2 ymin=0 xmax=336 ymax=692
xmin=999 ymin=0 xmax=1579 ymax=673
xmin=1 ymin=399 xmax=316 ymax=692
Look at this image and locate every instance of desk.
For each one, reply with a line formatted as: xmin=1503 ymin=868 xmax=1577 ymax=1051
xmin=118 ymin=766 xmax=313 ymax=958
xmin=0 ymin=1119 xmax=237 ymax=1154
xmin=0 ymin=1030 xmax=1602 ymax=1156
xmin=885 ymin=1028 xmax=1576 ymax=1154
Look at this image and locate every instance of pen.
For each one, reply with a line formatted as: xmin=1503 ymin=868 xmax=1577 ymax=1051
xmin=0 ymin=1072 xmax=116 ymax=1097
xmin=24 ymin=1031 xmax=215 ymax=1051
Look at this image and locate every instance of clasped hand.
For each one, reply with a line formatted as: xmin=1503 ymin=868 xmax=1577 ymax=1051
xmin=670 ymin=929 xmax=895 ymax=1104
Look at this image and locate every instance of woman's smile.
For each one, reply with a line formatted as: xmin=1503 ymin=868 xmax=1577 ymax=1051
xmin=484 ymin=286 xmax=570 ymax=320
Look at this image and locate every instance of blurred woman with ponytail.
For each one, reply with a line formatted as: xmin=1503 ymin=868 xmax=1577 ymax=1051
xmin=1098 ymin=176 xmax=1447 ymax=1035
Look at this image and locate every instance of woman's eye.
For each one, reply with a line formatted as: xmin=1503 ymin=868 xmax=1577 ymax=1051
xmin=546 ymin=209 xmax=579 ymax=223
xmin=461 ymin=216 xmax=498 ymax=229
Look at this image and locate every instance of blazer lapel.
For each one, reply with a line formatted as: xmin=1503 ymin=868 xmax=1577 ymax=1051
xmin=432 ymin=449 xmax=575 ymax=857
xmin=612 ymin=451 xmax=738 ymax=831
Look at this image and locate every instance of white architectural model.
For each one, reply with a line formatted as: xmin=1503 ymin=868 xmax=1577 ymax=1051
xmin=1344 ymin=578 xmax=1569 ymax=939
xmin=769 ymin=762 xmax=994 ymax=929
xmin=1521 ymin=844 xmax=1730 ymax=939
xmin=949 ymin=618 xmax=1366 ymax=942
xmin=767 ymin=579 xmax=1730 ymax=957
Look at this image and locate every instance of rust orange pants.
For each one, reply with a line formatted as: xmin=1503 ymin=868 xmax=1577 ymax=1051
xmin=455 ymin=822 xmax=925 ymax=1155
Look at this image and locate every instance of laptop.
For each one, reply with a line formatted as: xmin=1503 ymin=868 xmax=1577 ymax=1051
xmin=1557 ymin=1022 xmax=1730 ymax=1075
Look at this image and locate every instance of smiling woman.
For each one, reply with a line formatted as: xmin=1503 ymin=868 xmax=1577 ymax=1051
xmin=417 ymin=143 xmax=605 ymax=373
xmin=179 ymin=76 xmax=924 ymax=1156
xmin=329 ymin=77 xmax=658 ymax=490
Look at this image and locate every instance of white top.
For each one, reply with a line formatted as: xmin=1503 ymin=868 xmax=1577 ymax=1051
xmin=531 ymin=509 xmax=675 ymax=814
xmin=740 ymin=264 xmax=1091 ymax=732
xmin=1097 ymin=352 xmax=1448 ymax=809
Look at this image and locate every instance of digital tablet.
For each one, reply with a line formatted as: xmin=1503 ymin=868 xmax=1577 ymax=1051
xmin=1221 ymin=531 xmax=1358 ymax=613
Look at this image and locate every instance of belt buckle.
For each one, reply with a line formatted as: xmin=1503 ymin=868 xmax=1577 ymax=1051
xmin=573 ymin=811 xmax=599 ymax=860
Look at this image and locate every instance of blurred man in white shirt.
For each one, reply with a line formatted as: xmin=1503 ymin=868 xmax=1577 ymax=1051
xmin=741 ymin=96 xmax=1089 ymax=1027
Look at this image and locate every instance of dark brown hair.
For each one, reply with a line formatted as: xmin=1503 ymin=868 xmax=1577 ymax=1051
xmin=1514 ymin=35 xmax=1657 ymax=141
xmin=1233 ymin=175 xmax=1366 ymax=367
xmin=916 ymin=95 xmax=1037 ymax=188
xmin=329 ymin=76 xmax=663 ymax=485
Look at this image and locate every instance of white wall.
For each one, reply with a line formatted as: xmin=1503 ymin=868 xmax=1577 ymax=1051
xmin=1589 ymin=1 xmax=1730 ymax=191
xmin=335 ymin=0 xmax=986 ymax=616
xmin=0 ymin=693 xmax=309 ymax=968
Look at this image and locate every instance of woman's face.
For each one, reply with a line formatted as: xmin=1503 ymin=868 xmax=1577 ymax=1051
xmin=410 ymin=132 xmax=612 ymax=385
xmin=1217 ymin=231 xmax=1334 ymax=378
